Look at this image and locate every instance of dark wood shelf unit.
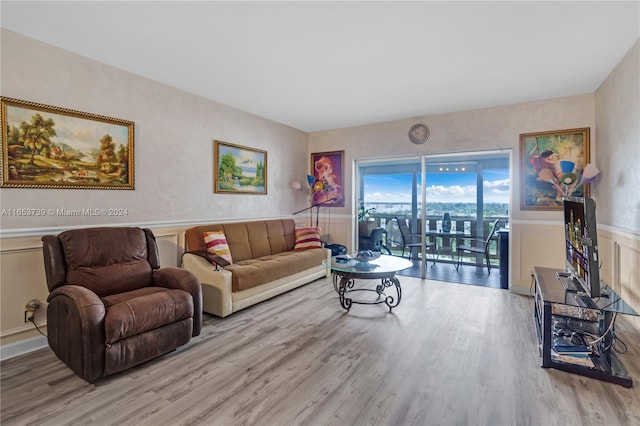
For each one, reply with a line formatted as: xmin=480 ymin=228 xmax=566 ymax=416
xmin=533 ymin=266 xmax=639 ymax=388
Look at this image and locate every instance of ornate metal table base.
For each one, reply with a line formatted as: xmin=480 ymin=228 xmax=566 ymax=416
xmin=332 ymin=272 xmax=402 ymax=312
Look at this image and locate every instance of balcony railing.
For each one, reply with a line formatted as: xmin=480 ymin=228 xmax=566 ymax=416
xmin=360 ymin=214 xmax=506 ymax=266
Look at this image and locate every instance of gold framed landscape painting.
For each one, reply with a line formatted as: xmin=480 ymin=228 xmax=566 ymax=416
xmin=214 ymin=140 xmax=267 ymax=194
xmin=0 ymin=97 xmax=134 ymax=189
xmin=520 ymin=127 xmax=590 ymax=210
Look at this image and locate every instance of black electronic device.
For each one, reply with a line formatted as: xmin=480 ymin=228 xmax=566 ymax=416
xmin=326 ymin=243 xmax=347 ymax=257
xmin=562 ymin=196 xmax=601 ymax=298
xmin=556 ymin=271 xmax=580 ymax=292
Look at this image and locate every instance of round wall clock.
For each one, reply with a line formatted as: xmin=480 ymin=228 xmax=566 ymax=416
xmin=409 ymin=124 xmax=430 ymax=144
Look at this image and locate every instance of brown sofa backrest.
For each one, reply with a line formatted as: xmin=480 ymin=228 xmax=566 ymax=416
xmin=185 ymin=219 xmax=296 ymax=262
xmin=42 ymin=227 xmax=158 ymax=297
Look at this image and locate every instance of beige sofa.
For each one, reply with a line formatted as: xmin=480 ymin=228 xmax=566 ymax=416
xmin=183 ymin=219 xmax=330 ymax=317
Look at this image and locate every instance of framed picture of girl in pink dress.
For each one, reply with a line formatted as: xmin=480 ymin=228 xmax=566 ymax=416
xmin=310 ymin=150 xmax=344 ymax=207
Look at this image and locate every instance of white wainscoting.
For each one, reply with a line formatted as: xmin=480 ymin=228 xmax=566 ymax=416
xmin=598 ymin=227 xmax=640 ymax=311
xmin=2 ymin=218 xmax=637 ymax=359
xmin=0 ymin=216 xmax=323 ymax=359
xmin=0 ymin=229 xmax=182 ymax=359
xmin=509 ymin=222 xmax=639 ymax=314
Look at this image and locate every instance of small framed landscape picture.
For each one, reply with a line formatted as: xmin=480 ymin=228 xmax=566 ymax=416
xmin=1 ymin=97 xmax=134 ymax=189
xmin=214 ymin=140 xmax=267 ymax=194
xmin=519 ymin=127 xmax=590 ymax=210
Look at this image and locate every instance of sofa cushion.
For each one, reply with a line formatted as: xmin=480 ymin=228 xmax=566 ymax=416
xmin=203 ymin=231 xmax=233 ymax=264
xmin=218 ymin=222 xmax=253 ymax=262
xmin=101 ymin=287 xmax=168 ymax=309
xmin=226 ymin=248 xmax=326 ymax=292
xmin=104 ymin=288 xmax=194 ymax=344
xmin=294 ymin=227 xmax=322 ymax=250
xmin=264 ymin=220 xmax=293 ymax=253
xmin=184 ymin=219 xmax=297 ymax=260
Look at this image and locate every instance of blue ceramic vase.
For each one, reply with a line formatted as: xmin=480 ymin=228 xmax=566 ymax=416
xmin=442 ymin=212 xmax=452 ymax=233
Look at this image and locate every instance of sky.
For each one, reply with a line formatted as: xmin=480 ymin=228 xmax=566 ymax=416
xmin=363 ymin=169 xmax=510 ymax=204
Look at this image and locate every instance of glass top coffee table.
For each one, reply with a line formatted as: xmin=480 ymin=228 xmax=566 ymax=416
xmin=324 ymin=254 xmax=412 ymax=312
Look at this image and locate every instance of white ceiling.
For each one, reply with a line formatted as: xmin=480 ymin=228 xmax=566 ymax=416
xmin=2 ymin=1 xmax=639 ymax=132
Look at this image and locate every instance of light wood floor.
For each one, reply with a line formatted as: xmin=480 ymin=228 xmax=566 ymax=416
xmin=397 ymin=260 xmax=502 ymax=288
xmin=2 ymin=276 xmax=640 ymax=426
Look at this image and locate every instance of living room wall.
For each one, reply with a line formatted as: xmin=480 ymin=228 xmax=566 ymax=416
xmin=0 ymin=29 xmax=310 ymax=232
xmin=594 ymin=39 xmax=640 ymax=310
xmin=1 ymin=28 xmax=637 ymax=354
xmin=595 ymin=39 xmax=639 ymax=231
xmin=308 ymin=94 xmax=595 ymax=294
xmin=0 ymin=29 xmax=311 ymax=348
xmin=308 ymin=39 xmax=639 ymax=304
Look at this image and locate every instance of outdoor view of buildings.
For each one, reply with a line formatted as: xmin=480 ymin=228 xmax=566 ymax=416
xmin=359 ymin=169 xmax=510 ymax=261
xmin=363 ymin=201 xmax=509 ymax=219
xmin=361 ymin=169 xmax=510 ymax=221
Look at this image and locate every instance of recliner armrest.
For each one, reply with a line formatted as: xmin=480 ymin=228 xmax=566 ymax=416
xmin=47 ymin=285 xmax=106 ymax=383
xmin=47 ymin=284 xmax=105 ymax=314
xmin=153 ymin=267 xmax=202 ymax=337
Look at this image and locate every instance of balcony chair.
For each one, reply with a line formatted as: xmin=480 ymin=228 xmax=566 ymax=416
xmin=360 ymin=227 xmax=391 ymax=255
xmin=394 ymin=216 xmax=436 ymax=263
xmin=456 ymin=218 xmax=500 ymax=274
xmin=41 ymin=226 xmax=202 ymax=383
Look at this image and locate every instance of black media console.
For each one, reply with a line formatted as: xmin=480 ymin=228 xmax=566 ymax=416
xmin=533 ymin=266 xmax=638 ymax=388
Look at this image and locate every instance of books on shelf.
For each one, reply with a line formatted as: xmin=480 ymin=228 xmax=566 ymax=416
xmin=552 ymin=334 xmax=591 ymax=354
xmin=551 ymin=349 xmax=595 ymax=368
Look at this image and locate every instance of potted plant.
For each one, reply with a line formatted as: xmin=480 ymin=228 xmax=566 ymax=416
xmin=358 ymin=205 xmax=378 ymax=237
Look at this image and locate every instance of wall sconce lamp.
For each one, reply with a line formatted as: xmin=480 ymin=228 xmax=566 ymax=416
xmin=290 ymin=180 xmax=311 ymax=194
xmin=290 ymin=180 xmax=302 ymax=190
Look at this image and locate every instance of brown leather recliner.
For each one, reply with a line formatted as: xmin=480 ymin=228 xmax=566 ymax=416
xmin=41 ymin=226 xmax=202 ymax=383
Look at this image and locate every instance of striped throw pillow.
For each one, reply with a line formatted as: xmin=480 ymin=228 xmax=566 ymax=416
xmin=294 ymin=227 xmax=322 ymax=251
xmin=203 ymin=231 xmax=233 ymax=264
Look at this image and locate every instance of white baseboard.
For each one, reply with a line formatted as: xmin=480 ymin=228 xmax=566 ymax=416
xmin=0 ymin=335 xmax=48 ymax=361
xmin=510 ymin=284 xmax=534 ymax=297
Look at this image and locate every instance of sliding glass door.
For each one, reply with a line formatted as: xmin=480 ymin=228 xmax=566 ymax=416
xmin=421 ymin=152 xmax=509 ymax=277
xmin=357 ymin=150 xmax=510 ymax=279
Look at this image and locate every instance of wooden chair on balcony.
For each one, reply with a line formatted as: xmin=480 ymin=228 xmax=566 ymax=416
xmin=395 ymin=216 xmax=436 ymax=263
xmin=456 ymin=218 xmax=500 ymax=274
